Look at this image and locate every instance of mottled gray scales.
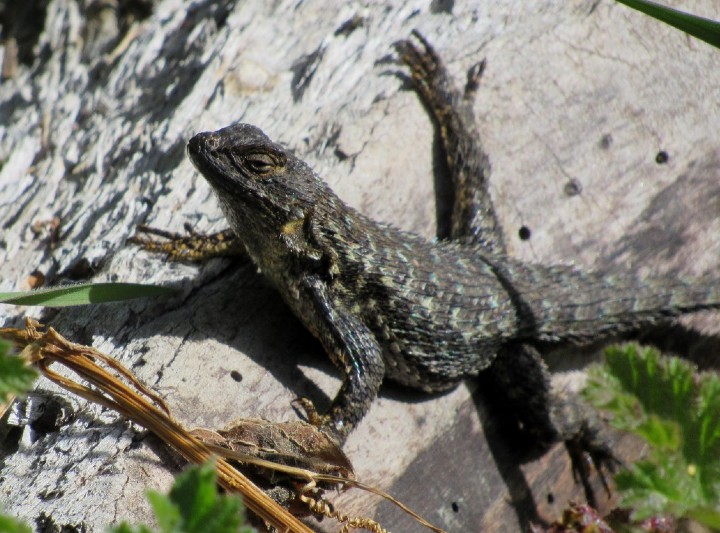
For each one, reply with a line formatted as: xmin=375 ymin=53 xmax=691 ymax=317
xmin=135 ymin=33 xmax=720 ymax=501
xmin=186 ymin=116 xmax=720 ymax=437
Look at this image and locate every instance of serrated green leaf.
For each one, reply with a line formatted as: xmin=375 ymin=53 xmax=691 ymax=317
xmin=0 ymin=283 xmax=177 ymax=307
xmin=697 ymin=377 xmax=720 ymax=457
xmin=585 ymin=350 xmax=645 ymax=432
xmin=168 ymin=463 xmax=248 ymax=533
xmin=107 ymin=463 xmax=252 ymax=533
xmin=0 ymin=340 xmax=37 ymax=401
xmin=197 ymin=501 xmax=250 ymax=533
xmin=146 ymin=491 xmax=182 ymax=533
xmin=616 ymin=458 xmax=701 ymax=519
xmin=616 ymin=0 xmax=720 ymax=49
xmin=603 ymin=346 xmax=695 ymax=428
xmin=168 ymin=463 xmax=218 ymax=532
xmin=634 ymin=415 xmax=680 ymax=452
xmin=587 ymin=345 xmax=720 ymax=528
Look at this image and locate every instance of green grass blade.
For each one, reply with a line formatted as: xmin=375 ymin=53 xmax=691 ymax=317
xmin=616 ymin=0 xmax=720 ymax=49
xmin=0 ymin=283 xmax=177 ymax=307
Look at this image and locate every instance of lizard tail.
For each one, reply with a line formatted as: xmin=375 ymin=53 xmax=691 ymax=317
xmin=522 ymin=266 xmax=720 ymax=343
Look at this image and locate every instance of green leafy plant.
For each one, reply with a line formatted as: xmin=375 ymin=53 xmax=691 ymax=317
xmin=584 ymin=345 xmax=720 ymax=529
xmin=0 ymin=510 xmax=32 ymax=533
xmin=110 ymin=462 xmax=254 ymax=533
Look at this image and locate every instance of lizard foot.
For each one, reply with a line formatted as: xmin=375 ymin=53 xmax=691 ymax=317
xmin=292 ymin=397 xmax=331 ymax=428
xmin=565 ymin=426 xmax=624 ymax=508
xmin=393 ymin=30 xmax=448 ymax=112
xmin=292 ymin=398 xmax=349 ymax=445
xmin=394 ymin=29 xmax=486 ymax=114
xmin=487 ymin=343 xmax=624 ymax=505
xmin=128 ymin=224 xmax=243 ymax=262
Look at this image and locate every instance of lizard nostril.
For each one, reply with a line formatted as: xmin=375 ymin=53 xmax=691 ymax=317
xmin=188 ymin=131 xmax=219 ymax=154
xmin=204 ymin=134 xmax=220 ymax=150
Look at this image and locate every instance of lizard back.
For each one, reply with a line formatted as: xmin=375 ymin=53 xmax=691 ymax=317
xmin=315 ymin=214 xmax=720 ymax=391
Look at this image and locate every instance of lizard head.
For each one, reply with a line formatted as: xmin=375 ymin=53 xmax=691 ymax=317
xmin=187 ymin=123 xmax=338 ymax=245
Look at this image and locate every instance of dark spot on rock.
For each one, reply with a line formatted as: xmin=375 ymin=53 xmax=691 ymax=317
xmin=0 ymin=0 xmax=48 ymax=67
xmin=599 ymin=133 xmax=613 ymax=150
xmin=334 ymin=147 xmax=349 ymax=161
xmin=518 ymin=226 xmax=531 ymax=241
xmin=230 ymin=370 xmax=242 ymax=382
xmin=39 ymin=489 xmax=65 ymax=501
xmin=59 ymin=257 xmax=103 ymax=280
xmin=655 ymin=150 xmax=669 ymax=164
xmin=119 ymin=0 xmax=154 ymax=26
xmin=451 ymin=501 xmax=460 ymax=512
xmin=334 ymin=15 xmax=365 ymax=36
xmin=564 ymin=178 xmax=582 ymax=197
xmin=0 ymin=426 xmax=22 ymax=457
xmin=35 ymin=511 xmax=87 ymax=533
xmin=30 ymin=397 xmax=75 ymax=437
xmin=405 ymin=8 xmax=421 ymax=20
xmin=290 ymin=45 xmax=326 ymax=102
xmin=431 ymin=0 xmax=455 ymax=14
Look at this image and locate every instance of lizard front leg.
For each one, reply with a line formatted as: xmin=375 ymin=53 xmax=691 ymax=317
xmin=129 ymin=225 xmax=245 ymax=262
xmin=296 ymin=276 xmax=386 ymax=443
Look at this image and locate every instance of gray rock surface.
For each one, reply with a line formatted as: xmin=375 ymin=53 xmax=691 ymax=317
xmin=1 ymin=1 xmax=719 ymax=531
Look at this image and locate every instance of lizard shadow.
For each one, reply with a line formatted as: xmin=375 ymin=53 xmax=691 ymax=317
xmin=31 ymin=257 xmax=341 ymax=426
xmin=471 ymin=377 xmax=547 ymax=529
xmin=378 ymin=379 xmax=549 ymax=531
xmin=161 ymin=260 xmax=343 ymax=411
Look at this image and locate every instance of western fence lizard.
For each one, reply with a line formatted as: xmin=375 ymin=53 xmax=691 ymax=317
xmin=132 ymin=32 xmax=720 ymax=497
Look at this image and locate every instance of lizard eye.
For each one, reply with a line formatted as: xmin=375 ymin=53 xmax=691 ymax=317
xmin=243 ymin=151 xmax=285 ymax=176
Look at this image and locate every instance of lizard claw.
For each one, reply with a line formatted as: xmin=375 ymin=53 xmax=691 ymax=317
xmin=395 ymin=29 xmax=488 ymax=109
xmin=565 ymin=429 xmax=624 ymax=507
xmin=292 ymin=397 xmax=331 ymax=427
xmin=393 ymin=31 xmax=445 ymax=103
xmin=292 ymin=398 xmax=349 ymax=445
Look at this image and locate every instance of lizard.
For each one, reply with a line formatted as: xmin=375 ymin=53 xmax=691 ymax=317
xmin=131 ymin=32 xmax=720 ymax=499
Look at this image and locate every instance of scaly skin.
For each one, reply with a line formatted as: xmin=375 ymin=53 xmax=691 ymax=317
xmin=184 ymin=120 xmax=720 ymax=434
xmin=134 ymin=33 xmax=720 ymax=504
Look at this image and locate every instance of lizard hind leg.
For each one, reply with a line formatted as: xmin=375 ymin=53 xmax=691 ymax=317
xmin=484 ymin=342 xmax=620 ymax=507
xmin=396 ymin=31 xmax=621 ymax=505
xmin=394 ymin=31 xmax=504 ymax=251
